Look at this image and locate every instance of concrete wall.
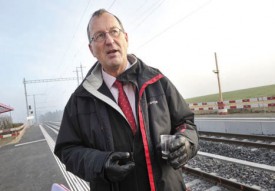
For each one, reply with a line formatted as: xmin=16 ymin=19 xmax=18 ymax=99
xmin=195 ymin=117 xmax=275 ymax=135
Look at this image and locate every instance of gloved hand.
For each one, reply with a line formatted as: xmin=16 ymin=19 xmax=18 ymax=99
xmin=104 ymin=152 xmax=135 ymax=182
xmin=167 ymin=134 xmax=191 ymax=169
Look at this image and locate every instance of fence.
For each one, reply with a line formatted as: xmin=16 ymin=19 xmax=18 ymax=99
xmin=0 ymin=124 xmax=25 ymax=139
xmin=188 ymin=96 xmax=275 ymax=114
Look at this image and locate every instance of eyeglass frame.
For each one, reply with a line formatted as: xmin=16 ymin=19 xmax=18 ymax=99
xmin=89 ymin=27 xmax=125 ymax=43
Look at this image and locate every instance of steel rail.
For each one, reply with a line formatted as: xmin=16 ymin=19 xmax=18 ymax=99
xmin=199 ymin=131 xmax=275 ymax=142
xmin=199 ymin=136 xmax=275 ymax=149
xmin=183 ymin=166 xmax=261 ymax=191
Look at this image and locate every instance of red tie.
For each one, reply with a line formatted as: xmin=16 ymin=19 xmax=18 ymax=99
xmin=114 ymin=80 xmax=137 ymax=134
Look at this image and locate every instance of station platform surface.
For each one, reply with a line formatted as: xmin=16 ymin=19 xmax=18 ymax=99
xmin=0 ymin=125 xmax=68 ymax=191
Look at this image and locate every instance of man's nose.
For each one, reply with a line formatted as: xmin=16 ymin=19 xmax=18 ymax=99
xmin=105 ymin=33 xmax=114 ymax=44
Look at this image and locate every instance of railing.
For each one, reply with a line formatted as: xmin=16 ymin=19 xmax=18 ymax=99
xmin=0 ymin=125 xmax=25 ymax=139
xmin=188 ymin=96 xmax=275 ymax=113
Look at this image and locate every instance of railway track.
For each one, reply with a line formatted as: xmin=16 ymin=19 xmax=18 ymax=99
xmin=187 ymin=131 xmax=275 ymax=190
xmin=183 ymin=166 xmax=261 ymax=191
xmin=184 ymin=151 xmax=274 ymax=191
xmin=199 ymin=131 xmax=275 ymax=149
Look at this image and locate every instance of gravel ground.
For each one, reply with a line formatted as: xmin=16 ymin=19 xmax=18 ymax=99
xmin=199 ymin=140 xmax=275 ymax=165
xmin=188 ymin=155 xmax=275 ymax=191
xmin=187 ymin=140 xmax=275 ymax=191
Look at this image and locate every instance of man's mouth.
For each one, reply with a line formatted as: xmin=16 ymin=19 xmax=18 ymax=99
xmin=106 ymin=49 xmax=118 ymax=54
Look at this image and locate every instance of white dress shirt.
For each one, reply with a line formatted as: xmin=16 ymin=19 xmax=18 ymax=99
xmin=102 ymin=63 xmax=137 ymax=123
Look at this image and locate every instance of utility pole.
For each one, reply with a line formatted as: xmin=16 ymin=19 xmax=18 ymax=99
xmin=33 ymin=94 xmax=37 ymax=123
xmin=213 ymin=52 xmax=223 ymax=102
xmin=73 ymin=68 xmax=80 ymax=86
xmin=77 ymin=63 xmax=85 ymax=80
xmin=23 ymin=78 xmax=29 ymax=116
xmin=212 ymin=52 xmax=227 ymax=115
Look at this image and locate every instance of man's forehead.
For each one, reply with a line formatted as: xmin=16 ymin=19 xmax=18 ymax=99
xmin=89 ymin=13 xmax=120 ymax=32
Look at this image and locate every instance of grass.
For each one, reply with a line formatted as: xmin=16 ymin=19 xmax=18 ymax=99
xmin=186 ymin=84 xmax=275 ymax=103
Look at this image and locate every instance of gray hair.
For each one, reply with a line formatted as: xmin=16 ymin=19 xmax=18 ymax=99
xmin=87 ymin=9 xmax=125 ymax=43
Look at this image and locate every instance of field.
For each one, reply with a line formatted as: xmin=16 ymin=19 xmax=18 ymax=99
xmin=185 ymin=84 xmax=275 ymax=103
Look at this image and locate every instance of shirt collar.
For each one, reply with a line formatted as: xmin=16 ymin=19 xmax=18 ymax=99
xmin=102 ymin=62 xmax=131 ymax=89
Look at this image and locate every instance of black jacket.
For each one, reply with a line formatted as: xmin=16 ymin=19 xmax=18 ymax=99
xmin=54 ymin=54 xmax=199 ymax=191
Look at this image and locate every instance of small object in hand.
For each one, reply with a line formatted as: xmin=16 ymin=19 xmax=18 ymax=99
xmin=160 ymin=135 xmax=176 ymax=159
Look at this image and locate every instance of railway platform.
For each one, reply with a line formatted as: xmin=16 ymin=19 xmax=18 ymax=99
xmin=0 ymin=125 xmax=67 ymax=191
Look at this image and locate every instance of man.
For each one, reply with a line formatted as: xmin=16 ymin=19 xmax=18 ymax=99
xmin=54 ymin=9 xmax=199 ymax=191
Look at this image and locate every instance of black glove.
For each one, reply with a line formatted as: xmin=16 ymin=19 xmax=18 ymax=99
xmin=104 ymin=152 xmax=135 ymax=182
xmin=167 ymin=135 xmax=191 ymax=169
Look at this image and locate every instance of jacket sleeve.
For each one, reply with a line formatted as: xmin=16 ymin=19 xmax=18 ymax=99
xmin=161 ymin=77 xmax=199 ymax=158
xmin=54 ymin=95 xmax=111 ymax=182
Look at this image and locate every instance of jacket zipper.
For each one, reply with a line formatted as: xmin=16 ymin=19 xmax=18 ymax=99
xmin=137 ymin=73 xmax=164 ymax=191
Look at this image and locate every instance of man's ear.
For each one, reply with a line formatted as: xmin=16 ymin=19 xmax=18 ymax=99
xmin=125 ymin=32 xmax=128 ymax=43
xmin=88 ymin=44 xmax=95 ymax=57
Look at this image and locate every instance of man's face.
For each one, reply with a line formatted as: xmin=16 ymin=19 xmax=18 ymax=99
xmin=88 ymin=13 xmax=128 ymax=76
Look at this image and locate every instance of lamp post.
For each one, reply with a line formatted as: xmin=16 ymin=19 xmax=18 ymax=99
xmin=27 ymin=94 xmax=45 ymax=124
xmin=23 ymin=78 xmax=29 ymax=117
xmin=213 ymin=52 xmax=227 ymax=115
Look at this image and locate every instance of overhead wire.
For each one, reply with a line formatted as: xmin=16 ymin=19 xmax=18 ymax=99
xmin=126 ymin=0 xmax=157 ymax=25
xmin=107 ymin=0 xmax=117 ymax=10
xmin=42 ymin=0 xmax=93 ymax=111
xmin=127 ymin=0 xmax=149 ymax=23
xmin=136 ymin=0 xmax=213 ymax=50
xmin=56 ymin=0 xmax=93 ymax=77
xmin=128 ymin=0 xmax=167 ymax=32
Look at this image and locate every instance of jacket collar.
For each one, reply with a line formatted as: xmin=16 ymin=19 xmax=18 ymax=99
xmin=84 ymin=54 xmax=138 ymax=89
xmin=117 ymin=54 xmax=161 ymax=86
xmin=82 ymin=63 xmax=123 ymax=116
xmin=81 ymin=54 xmax=162 ymax=96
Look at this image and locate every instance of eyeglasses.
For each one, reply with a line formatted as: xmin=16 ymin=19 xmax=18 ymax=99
xmin=90 ymin=27 xmax=124 ymax=43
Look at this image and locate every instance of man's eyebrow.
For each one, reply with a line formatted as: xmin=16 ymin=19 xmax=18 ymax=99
xmin=93 ymin=26 xmax=117 ymax=34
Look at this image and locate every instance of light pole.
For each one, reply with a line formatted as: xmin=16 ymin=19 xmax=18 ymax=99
xmin=27 ymin=94 xmax=45 ymax=124
xmin=23 ymin=78 xmax=29 ymax=117
xmin=213 ymin=52 xmax=227 ymax=115
xmin=33 ymin=95 xmax=37 ymax=123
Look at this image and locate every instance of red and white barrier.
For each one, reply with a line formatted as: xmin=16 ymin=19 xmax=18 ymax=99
xmin=0 ymin=126 xmax=24 ymax=134
xmin=189 ymin=96 xmax=275 ymax=111
xmin=0 ymin=132 xmax=19 ymax=139
xmin=0 ymin=125 xmax=24 ymax=139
